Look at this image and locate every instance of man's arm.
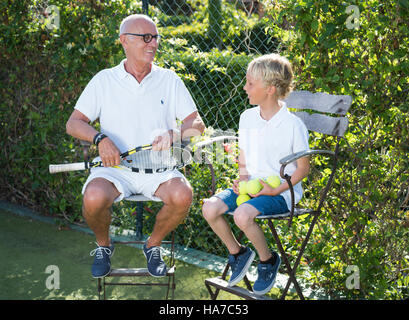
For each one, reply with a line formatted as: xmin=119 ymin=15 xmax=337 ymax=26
xmin=180 ymin=111 xmax=206 ymax=140
xmin=66 ymin=110 xmax=121 ymax=167
xmin=152 ymin=111 xmax=206 ymax=150
xmin=66 ymin=110 xmax=97 ymax=142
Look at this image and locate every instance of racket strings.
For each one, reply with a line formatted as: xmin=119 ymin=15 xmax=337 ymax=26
xmin=122 ymin=149 xmax=178 ymax=170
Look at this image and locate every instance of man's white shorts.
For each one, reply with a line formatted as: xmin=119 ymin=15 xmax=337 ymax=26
xmin=81 ymin=166 xmax=186 ymax=202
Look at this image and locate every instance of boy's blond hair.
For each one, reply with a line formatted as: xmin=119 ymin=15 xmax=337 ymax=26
xmin=247 ymin=53 xmax=294 ymax=99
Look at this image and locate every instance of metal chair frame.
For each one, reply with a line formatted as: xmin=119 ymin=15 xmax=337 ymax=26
xmin=96 ymin=195 xmax=176 ymax=300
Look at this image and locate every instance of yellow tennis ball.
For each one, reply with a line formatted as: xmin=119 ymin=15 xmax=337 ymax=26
xmin=238 ymin=180 xmax=248 ymax=195
xmin=247 ymin=179 xmax=262 ymax=194
xmin=266 ymin=175 xmax=281 ymax=188
xmin=236 ymin=194 xmax=251 ymax=206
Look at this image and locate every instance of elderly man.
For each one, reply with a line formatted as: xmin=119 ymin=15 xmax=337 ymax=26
xmin=66 ymin=14 xmax=205 ymax=278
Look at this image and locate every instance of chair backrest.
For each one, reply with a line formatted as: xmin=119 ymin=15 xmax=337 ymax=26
xmin=284 ymin=91 xmax=352 ymax=137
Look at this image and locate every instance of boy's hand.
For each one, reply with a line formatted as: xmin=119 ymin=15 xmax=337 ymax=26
xmin=232 ymin=177 xmax=249 ymax=195
xmin=248 ymin=179 xmax=278 ymax=197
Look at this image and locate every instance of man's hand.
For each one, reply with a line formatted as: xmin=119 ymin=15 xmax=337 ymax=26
xmin=98 ymin=137 xmax=121 ymax=167
xmin=152 ymin=130 xmax=173 ymax=151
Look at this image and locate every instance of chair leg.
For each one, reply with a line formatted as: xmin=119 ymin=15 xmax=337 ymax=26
xmin=97 ymin=278 xmax=102 ymax=300
xmin=205 ymin=281 xmax=220 ymax=300
xmin=267 ymin=219 xmax=304 ymax=300
xmin=205 ymin=261 xmax=230 ymax=299
xmin=171 ymin=275 xmax=176 ymax=300
xmin=243 ymin=275 xmax=253 ymax=291
xmin=97 ymin=277 xmax=107 ymax=300
xmin=280 ymin=212 xmax=321 ymax=299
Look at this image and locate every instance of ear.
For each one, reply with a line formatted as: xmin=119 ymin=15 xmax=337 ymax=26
xmin=119 ymin=34 xmax=127 ymax=48
xmin=267 ymin=85 xmax=277 ymax=96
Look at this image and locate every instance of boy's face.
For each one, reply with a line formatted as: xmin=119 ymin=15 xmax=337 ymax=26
xmin=243 ymin=73 xmax=271 ymax=106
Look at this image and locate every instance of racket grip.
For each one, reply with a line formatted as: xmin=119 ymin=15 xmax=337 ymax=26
xmin=49 ymin=162 xmax=87 ymax=173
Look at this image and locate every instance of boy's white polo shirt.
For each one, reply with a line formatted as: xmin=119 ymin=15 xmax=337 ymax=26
xmin=238 ymin=102 xmax=310 ymax=209
xmin=74 ymin=59 xmax=197 ymax=153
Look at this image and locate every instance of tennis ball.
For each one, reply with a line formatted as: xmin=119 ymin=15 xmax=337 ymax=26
xmin=238 ymin=180 xmax=248 ymax=195
xmin=236 ymin=194 xmax=251 ymax=206
xmin=247 ymin=179 xmax=262 ymax=194
xmin=266 ymin=175 xmax=281 ymax=188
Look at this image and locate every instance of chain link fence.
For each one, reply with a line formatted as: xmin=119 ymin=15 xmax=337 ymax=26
xmin=114 ymin=0 xmax=280 ymax=244
xmin=152 ymin=0 xmax=281 ymax=131
xmin=109 ymin=0 xmax=285 ymax=298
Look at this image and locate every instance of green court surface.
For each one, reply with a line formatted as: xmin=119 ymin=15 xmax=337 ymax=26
xmin=0 ymin=209 xmax=241 ymax=300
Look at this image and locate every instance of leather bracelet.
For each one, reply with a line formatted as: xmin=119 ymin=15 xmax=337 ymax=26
xmin=93 ymin=133 xmax=108 ymax=146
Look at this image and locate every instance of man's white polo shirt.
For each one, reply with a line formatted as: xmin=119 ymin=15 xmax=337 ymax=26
xmin=238 ymin=102 xmax=310 ymax=209
xmin=75 ymin=59 xmax=197 ymax=153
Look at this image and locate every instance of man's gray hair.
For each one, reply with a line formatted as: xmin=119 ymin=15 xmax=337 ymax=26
xmin=119 ymin=14 xmax=155 ymax=36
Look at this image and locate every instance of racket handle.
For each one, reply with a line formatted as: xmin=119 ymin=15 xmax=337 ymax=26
xmin=49 ymin=162 xmax=87 ymax=173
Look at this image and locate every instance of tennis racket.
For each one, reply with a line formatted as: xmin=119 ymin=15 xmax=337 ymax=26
xmin=49 ymin=144 xmax=192 ymax=174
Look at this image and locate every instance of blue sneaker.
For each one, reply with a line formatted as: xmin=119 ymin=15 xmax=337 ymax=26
xmin=253 ymin=252 xmax=281 ymax=295
xmin=90 ymin=242 xmax=114 ymax=278
xmin=143 ymin=242 xmax=167 ymax=277
xmin=227 ymin=247 xmax=255 ymax=287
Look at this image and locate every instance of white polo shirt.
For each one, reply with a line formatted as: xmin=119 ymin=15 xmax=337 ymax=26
xmin=238 ymin=102 xmax=310 ymax=209
xmin=74 ymin=59 xmax=197 ymax=153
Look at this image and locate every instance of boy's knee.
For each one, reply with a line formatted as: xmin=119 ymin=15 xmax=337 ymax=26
xmin=233 ymin=206 xmax=254 ymax=230
xmin=202 ymin=198 xmax=223 ymax=221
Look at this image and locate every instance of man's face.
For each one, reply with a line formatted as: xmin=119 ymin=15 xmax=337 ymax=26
xmin=121 ymin=19 xmax=159 ymax=65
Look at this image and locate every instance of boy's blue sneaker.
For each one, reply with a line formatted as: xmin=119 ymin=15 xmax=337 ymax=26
xmin=227 ymin=247 xmax=255 ymax=287
xmin=253 ymin=252 xmax=281 ymax=295
xmin=90 ymin=242 xmax=115 ymax=278
xmin=143 ymin=242 xmax=167 ymax=277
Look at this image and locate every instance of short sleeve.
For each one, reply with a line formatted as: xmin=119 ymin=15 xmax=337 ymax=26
xmin=173 ymin=74 xmax=197 ymax=121
xmin=74 ymin=74 xmax=102 ymax=122
xmin=292 ymin=118 xmax=310 ymax=153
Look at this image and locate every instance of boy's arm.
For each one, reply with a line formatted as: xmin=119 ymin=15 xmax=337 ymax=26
xmin=249 ymin=156 xmax=310 ymax=197
xmin=233 ymin=149 xmax=250 ymax=194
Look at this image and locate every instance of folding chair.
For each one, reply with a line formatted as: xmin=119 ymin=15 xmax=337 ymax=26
xmin=77 ymin=141 xmax=176 ymax=300
xmin=202 ymin=90 xmax=352 ymax=300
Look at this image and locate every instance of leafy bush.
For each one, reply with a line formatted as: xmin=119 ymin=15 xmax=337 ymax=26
xmin=262 ymin=0 xmax=409 ymax=299
xmin=0 ymin=0 xmax=138 ymax=223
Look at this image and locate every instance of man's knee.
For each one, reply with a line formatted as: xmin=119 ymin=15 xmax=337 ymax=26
xmin=83 ymin=179 xmax=118 ymax=214
xmin=159 ymin=178 xmax=193 ymax=210
xmin=170 ymin=184 xmax=193 ymax=210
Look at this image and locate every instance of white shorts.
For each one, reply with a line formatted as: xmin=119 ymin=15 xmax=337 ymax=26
xmin=82 ymin=166 xmax=186 ymax=203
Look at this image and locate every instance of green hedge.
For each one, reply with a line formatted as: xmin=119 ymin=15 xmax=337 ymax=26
xmin=1 ymin=0 xmax=135 ymax=223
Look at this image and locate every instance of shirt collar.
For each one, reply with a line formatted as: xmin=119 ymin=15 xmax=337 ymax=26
xmin=258 ymin=101 xmax=289 ymax=127
xmin=116 ymin=59 xmax=157 ymax=80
